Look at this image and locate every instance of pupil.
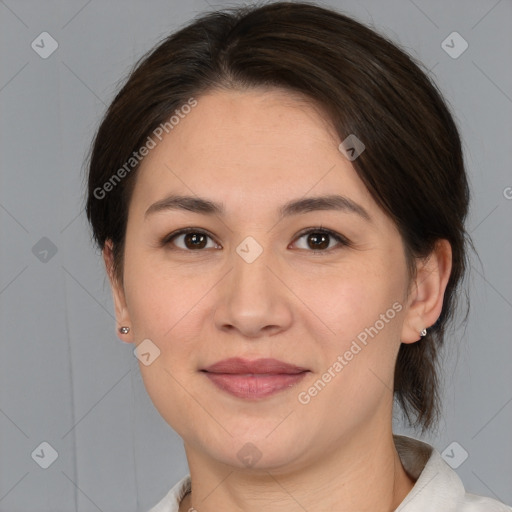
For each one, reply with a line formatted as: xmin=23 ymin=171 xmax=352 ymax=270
xmin=185 ymin=233 xmax=207 ymax=249
xmin=308 ymin=233 xmax=329 ymax=250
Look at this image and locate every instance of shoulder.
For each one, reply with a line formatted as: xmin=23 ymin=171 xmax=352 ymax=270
xmin=458 ymin=492 xmax=512 ymax=511
xmin=457 ymin=493 xmax=512 ymax=512
xmin=394 ymin=435 xmax=511 ymax=512
xmin=147 ymin=475 xmax=191 ymax=512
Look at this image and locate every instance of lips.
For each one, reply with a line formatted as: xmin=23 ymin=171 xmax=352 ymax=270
xmin=203 ymin=357 xmax=307 ymax=375
xmin=201 ymin=357 xmax=309 ymax=399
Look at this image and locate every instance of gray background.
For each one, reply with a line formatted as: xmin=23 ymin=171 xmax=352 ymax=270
xmin=0 ymin=0 xmax=511 ymax=510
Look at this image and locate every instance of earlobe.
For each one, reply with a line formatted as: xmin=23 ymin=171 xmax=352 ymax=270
xmin=401 ymin=239 xmax=452 ymax=344
xmin=102 ymin=239 xmax=133 ymax=344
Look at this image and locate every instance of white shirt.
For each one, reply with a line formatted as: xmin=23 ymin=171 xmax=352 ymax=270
xmin=148 ymin=435 xmax=511 ymax=511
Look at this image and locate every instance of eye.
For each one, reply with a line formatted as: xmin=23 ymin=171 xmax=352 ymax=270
xmin=161 ymin=227 xmax=349 ymax=252
xmin=162 ymin=228 xmax=220 ymax=251
xmin=291 ymin=228 xmax=350 ymax=251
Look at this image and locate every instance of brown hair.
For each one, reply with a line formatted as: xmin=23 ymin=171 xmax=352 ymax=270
xmin=86 ymin=1 xmax=470 ymax=432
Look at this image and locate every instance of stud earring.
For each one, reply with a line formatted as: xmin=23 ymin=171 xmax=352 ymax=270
xmin=420 ymin=328 xmax=427 ymax=337
xmin=119 ymin=326 xmax=130 ymax=334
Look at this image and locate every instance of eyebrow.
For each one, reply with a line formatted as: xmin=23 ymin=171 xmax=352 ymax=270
xmin=144 ymin=194 xmax=371 ymax=221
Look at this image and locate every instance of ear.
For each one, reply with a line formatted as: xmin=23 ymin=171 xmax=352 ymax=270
xmin=401 ymin=239 xmax=452 ymax=344
xmin=103 ymin=239 xmax=134 ymax=344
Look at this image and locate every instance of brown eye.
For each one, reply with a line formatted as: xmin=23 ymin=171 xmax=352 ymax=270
xmin=306 ymin=232 xmax=330 ymax=250
xmin=183 ymin=232 xmax=208 ymax=249
xmin=292 ymin=228 xmax=349 ymax=252
xmin=164 ymin=229 xmax=219 ymax=251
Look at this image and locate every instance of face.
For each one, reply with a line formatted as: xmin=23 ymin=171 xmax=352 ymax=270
xmin=111 ymin=88 xmax=415 ymax=472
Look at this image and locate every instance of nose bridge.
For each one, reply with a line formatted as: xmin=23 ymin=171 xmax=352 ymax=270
xmin=231 ymin=239 xmax=277 ymax=306
xmin=214 ymin=236 xmax=293 ymax=337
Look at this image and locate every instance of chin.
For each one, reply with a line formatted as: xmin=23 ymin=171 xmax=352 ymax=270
xmin=198 ymin=426 xmax=312 ymax=473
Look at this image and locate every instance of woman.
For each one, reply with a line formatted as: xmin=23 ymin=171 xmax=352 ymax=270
xmin=86 ymin=2 xmax=511 ymax=511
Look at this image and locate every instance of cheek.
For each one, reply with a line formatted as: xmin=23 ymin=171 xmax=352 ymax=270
xmin=122 ymin=256 xmax=210 ymax=432
xmin=301 ymin=260 xmax=407 ymax=400
xmin=294 ymin=282 xmax=404 ymax=434
xmin=290 ymin=256 xmax=408 ymax=414
xmin=291 ymin=260 xmax=406 ymax=347
xmin=123 ymin=252 xmax=211 ymax=341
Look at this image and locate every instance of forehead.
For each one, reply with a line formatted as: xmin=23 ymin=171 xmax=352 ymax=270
xmin=131 ymin=88 xmax=376 ymax=219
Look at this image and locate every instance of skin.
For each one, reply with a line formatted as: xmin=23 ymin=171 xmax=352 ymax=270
xmin=104 ymin=88 xmax=452 ymax=512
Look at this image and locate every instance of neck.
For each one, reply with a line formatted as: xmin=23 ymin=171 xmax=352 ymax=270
xmin=179 ymin=428 xmax=415 ymax=512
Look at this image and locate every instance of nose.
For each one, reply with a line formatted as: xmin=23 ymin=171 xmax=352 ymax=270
xmin=213 ymin=245 xmax=294 ymax=339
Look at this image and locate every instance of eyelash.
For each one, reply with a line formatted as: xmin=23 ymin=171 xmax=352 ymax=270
xmin=160 ymin=226 xmax=351 ymax=253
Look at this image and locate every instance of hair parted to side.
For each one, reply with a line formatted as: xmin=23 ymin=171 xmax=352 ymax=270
xmin=85 ymin=1 xmax=470 ymax=433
